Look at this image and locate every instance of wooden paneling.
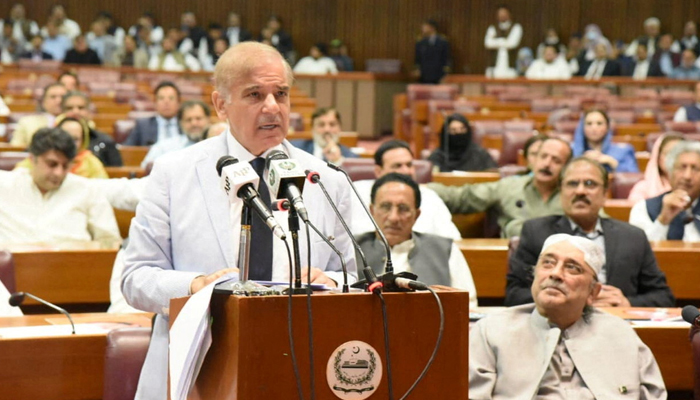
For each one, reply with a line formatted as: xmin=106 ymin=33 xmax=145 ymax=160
xmin=5 ymin=1 xmax=700 ymax=76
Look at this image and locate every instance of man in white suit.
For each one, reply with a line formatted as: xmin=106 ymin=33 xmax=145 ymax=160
xmin=122 ymin=41 xmax=357 ymax=399
xmin=469 ymin=234 xmax=666 ymax=399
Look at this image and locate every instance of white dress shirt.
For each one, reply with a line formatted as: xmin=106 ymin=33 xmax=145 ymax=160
xmin=155 ymin=115 xmax=179 ymax=143
xmin=0 ymin=169 xmax=121 ymax=244
xmin=525 ymin=58 xmax=572 ymax=79
xmin=390 ymin=237 xmax=478 ymax=308
xmin=632 ymin=59 xmax=650 ymax=80
xmin=351 ymin=180 xmax=462 ymax=240
xmin=484 ymin=22 xmax=523 ymax=78
xmin=673 ymin=104 xmax=700 ymax=122
xmin=585 ymin=59 xmax=607 ymax=79
xmin=293 ymin=56 xmax=338 ymax=75
xmin=629 ymin=198 xmax=700 ymax=242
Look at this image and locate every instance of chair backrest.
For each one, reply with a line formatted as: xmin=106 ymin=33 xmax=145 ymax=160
xmin=113 ymin=120 xmax=136 ymax=144
xmin=340 ymin=158 xmax=433 ymax=183
xmin=500 ymin=131 xmax=533 ymax=166
xmin=610 ymin=172 xmax=644 ymax=199
xmin=0 ymin=250 xmax=16 ymax=293
xmin=103 ymin=327 xmax=152 ymax=400
xmin=0 ymin=151 xmax=29 ymax=171
xmin=664 ymin=121 xmax=698 ymax=133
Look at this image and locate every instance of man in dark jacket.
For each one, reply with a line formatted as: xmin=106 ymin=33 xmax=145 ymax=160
xmin=413 ymin=19 xmax=451 ymax=84
xmin=62 ymin=91 xmax=122 ymax=166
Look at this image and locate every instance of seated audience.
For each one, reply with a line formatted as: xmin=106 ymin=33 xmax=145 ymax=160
xmin=290 ymin=107 xmax=357 ymax=165
xmin=41 ymin=20 xmax=71 ymax=61
xmin=86 ymin=18 xmax=117 ymax=62
xmin=351 ymin=140 xmax=461 ymax=240
xmin=262 ymin=15 xmax=294 ymax=63
xmin=96 ymin=11 xmax=125 ymax=46
xmin=580 ymin=24 xmax=612 ymax=63
xmin=142 ymin=101 xmax=211 ymax=167
xmin=357 ymin=173 xmax=478 ymax=308
xmin=673 ymin=81 xmax=700 ymax=122
xmin=1 ymin=4 xmax=39 ymax=44
xmin=651 ymin=33 xmax=680 ymax=76
xmin=565 ymin=33 xmax=584 ymax=74
xmin=200 ymin=36 xmax=229 ymax=72
xmin=110 ymin=34 xmax=149 ymax=68
xmin=19 ymin=34 xmax=53 ymax=61
xmin=124 ymin=81 xmax=182 ymax=146
xmin=628 ymin=134 xmax=684 ymax=202
xmin=0 ymin=128 xmax=120 ymax=244
xmin=471 ymin=233 xmax=667 ymax=399
xmin=62 ymin=90 xmax=123 ymax=166
xmin=428 ymin=113 xmax=497 ymax=172
xmin=10 ymin=82 xmax=67 ymax=147
xmin=43 ymin=4 xmax=81 ymax=40
xmin=128 ymin=12 xmax=163 ymax=46
xmin=579 ymin=42 xmax=621 ymax=78
xmin=148 ymin=35 xmax=200 ymax=72
xmin=629 ymin=141 xmax=700 ymax=242
xmin=57 ymin=71 xmax=79 ymax=91
xmin=0 ymin=19 xmax=23 ymax=64
xmin=507 ymin=157 xmax=675 ymax=307
xmin=180 ymin=11 xmax=206 ymax=48
xmin=625 ymin=17 xmax=662 ymax=57
xmin=16 ymin=116 xmax=108 ymax=179
xmin=225 ymin=12 xmax=252 ymax=47
xmin=428 ymin=138 xmax=572 ymax=238
xmin=522 ymin=134 xmax=548 ymax=172
xmin=525 ymin=44 xmax=572 ymax=79
xmin=572 ymin=109 xmax=639 ymax=172
xmin=679 ymin=21 xmax=699 ymax=53
xmin=329 ymin=39 xmax=354 ymax=71
xmin=293 ymin=43 xmax=338 ymax=75
xmin=63 ymin=34 xmax=101 ymax=65
xmin=535 ymin=28 xmax=566 ymax=60
xmin=670 ymin=48 xmax=700 ymax=79
xmin=413 ymin=19 xmax=451 ymax=84
xmin=629 ymin=42 xmax=664 ymax=79
xmin=197 ymin=23 xmax=225 ymax=69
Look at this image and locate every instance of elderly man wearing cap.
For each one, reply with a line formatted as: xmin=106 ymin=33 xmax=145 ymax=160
xmin=470 ymin=233 xmax=667 ymax=399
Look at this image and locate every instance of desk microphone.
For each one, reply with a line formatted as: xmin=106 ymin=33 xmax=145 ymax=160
xmin=682 ymin=305 xmax=700 ymax=328
xmin=9 ymin=292 xmax=76 ymax=334
xmin=265 ymin=150 xmax=309 ymax=222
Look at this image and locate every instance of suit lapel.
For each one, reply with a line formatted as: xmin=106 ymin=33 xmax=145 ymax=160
xmin=554 ymin=215 xmax=575 ymax=234
xmin=195 ymin=135 xmax=234 ymax=267
xmin=601 ymin=219 xmax=616 ymax=277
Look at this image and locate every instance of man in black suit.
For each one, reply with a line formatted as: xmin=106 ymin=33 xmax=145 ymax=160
xmin=19 ymin=34 xmax=53 ymax=61
xmin=506 ymin=157 xmax=674 ymax=307
xmin=579 ymin=42 xmax=621 ymax=78
xmin=289 ymin=107 xmax=357 ymax=165
xmin=263 ymin=15 xmax=294 ymax=63
xmin=651 ymin=33 xmax=681 ymax=76
xmin=628 ymin=42 xmax=664 ymax=79
xmin=226 ymin=12 xmax=252 ymax=46
xmin=413 ymin=19 xmax=451 ymax=84
xmin=63 ymin=34 xmax=101 ymax=65
xmin=124 ymin=81 xmax=182 ymax=146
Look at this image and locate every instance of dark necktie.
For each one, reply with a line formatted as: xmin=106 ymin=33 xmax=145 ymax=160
xmin=248 ymin=157 xmax=273 ymax=280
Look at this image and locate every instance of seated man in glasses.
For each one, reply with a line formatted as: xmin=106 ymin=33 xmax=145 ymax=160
xmin=506 ymin=157 xmax=674 ymax=307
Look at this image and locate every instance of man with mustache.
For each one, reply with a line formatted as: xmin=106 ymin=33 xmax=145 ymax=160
xmin=629 ymin=141 xmax=700 ymax=242
xmin=122 ymin=42 xmax=357 ymax=399
xmin=428 ymin=137 xmax=571 ymax=237
xmin=470 ymin=233 xmax=667 ymax=399
xmin=506 ymin=157 xmax=674 ymax=307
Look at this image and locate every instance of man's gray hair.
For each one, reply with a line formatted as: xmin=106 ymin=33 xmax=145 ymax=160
xmin=644 ymin=17 xmax=661 ymax=27
xmin=541 ymin=233 xmax=606 ymax=275
xmin=665 ymin=140 xmax=700 ymax=174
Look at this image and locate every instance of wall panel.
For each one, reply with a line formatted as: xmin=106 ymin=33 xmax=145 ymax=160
xmin=4 ymin=0 xmax=700 ymax=75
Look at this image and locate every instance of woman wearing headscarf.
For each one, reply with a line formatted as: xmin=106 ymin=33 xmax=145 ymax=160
xmin=628 ymin=133 xmax=684 ymax=202
xmin=15 ymin=115 xmax=109 ymax=178
xmin=428 ymin=113 xmax=497 ymax=172
xmin=572 ymin=109 xmax=639 ymax=173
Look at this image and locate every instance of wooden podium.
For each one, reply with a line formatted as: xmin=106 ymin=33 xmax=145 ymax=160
xmin=170 ymin=290 xmax=470 ymax=399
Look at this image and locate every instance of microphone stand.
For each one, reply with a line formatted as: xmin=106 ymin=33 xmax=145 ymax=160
xmin=284 ymin=205 xmax=307 ymax=295
xmin=238 ymin=204 xmax=252 ymax=282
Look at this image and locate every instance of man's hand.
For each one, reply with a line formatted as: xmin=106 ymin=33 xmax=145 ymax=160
xmin=190 ymin=268 xmax=239 ymax=294
xmin=592 ymin=284 xmax=631 ymax=307
xmin=299 ymin=267 xmax=337 ymax=288
xmin=658 ymin=189 xmax=691 ymax=225
xmin=583 ymin=150 xmax=619 ymax=171
xmin=322 ymin=134 xmax=343 ymax=164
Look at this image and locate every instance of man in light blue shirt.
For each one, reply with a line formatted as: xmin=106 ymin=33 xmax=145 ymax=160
xmin=671 ymin=49 xmax=700 ymax=80
xmin=42 ymin=21 xmax=71 ymax=61
xmin=141 ymin=100 xmax=211 ymax=167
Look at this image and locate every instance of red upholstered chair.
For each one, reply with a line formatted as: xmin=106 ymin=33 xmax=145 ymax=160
xmin=289 ymin=112 xmax=304 ymax=132
xmin=0 ymin=152 xmax=29 ymax=171
xmin=608 ymin=110 xmax=635 ymax=124
xmin=664 ymin=121 xmax=699 ymax=133
xmin=500 ymin=131 xmax=534 ymax=166
xmin=610 ymin=172 xmax=644 ymax=199
xmin=556 ymin=98 xmax=582 ymax=112
xmin=0 ymin=250 xmax=16 ymax=293
xmin=553 ymin=120 xmax=579 ymax=134
xmin=531 ymin=99 xmax=556 ymax=113
xmin=103 ymin=327 xmax=151 ymax=400
xmin=340 ymin=158 xmax=433 ymax=183
xmin=113 ymin=120 xmax=136 ymax=144
xmin=406 ymin=84 xmax=458 ymax=102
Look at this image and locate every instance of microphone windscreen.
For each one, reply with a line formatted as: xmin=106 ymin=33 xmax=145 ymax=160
xmin=9 ymin=292 xmax=25 ymax=307
xmin=265 ymin=149 xmax=288 ymax=169
xmin=682 ymin=305 xmax=700 ymax=324
xmin=216 ymin=156 xmax=238 ymax=177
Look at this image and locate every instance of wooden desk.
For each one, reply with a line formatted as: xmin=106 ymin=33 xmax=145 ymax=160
xmin=0 ymin=313 xmax=152 ymax=400
xmin=105 ymin=166 xmax=148 ymax=178
xmin=604 ymin=199 xmax=633 ymax=221
xmin=459 ymin=239 xmax=700 ymax=302
xmin=433 ymin=171 xmax=500 ymax=186
xmin=3 ymin=243 xmax=119 ymax=307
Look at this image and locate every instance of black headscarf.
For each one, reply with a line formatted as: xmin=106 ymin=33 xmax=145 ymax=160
xmin=428 ymin=113 xmax=497 ymax=172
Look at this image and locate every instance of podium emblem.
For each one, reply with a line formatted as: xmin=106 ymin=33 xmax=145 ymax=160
xmin=326 ymin=340 xmax=382 ymax=399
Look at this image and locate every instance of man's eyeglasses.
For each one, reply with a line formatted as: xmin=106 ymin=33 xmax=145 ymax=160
xmin=564 ymin=179 xmax=602 ymax=190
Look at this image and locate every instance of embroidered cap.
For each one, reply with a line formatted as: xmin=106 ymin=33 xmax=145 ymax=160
xmin=541 ymin=233 xmax=605 ymax=275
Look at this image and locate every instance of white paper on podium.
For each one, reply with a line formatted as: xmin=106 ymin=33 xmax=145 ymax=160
xmin=169 ymin=274 xmax=237 ymax=400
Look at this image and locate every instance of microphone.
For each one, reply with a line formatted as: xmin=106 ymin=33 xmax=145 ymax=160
xmin=265 ymin=150 xmax=309 ymax=222
xmin=395 ymin=277 xmax=429 ymax=291
xmin=216 ymin=156 xmax=286 ymax=240
xmin=682 ymin=305 xmax=700 ymax=327
xmin=10 ymin=292 xmax=76 ymax=334
xmin=325 ymin=162 xmax=394 ymax=274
